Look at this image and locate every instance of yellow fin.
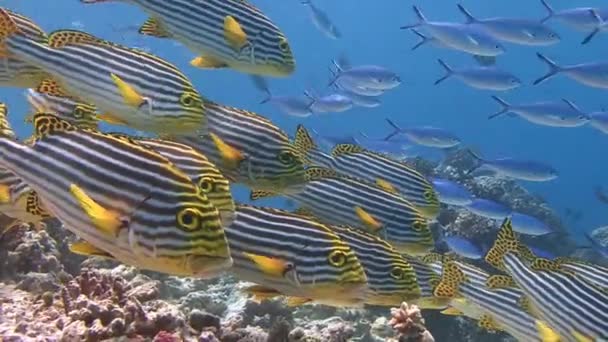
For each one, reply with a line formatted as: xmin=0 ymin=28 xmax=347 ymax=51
xmin=355 ymin=206 xmax=382 ymax=232
xmin=69 ymin=240 xmax=114 ymax=258
xmin=33 ymin=113 xmax=76 ymax=139
xmin=36 ymin=79 xmax=69 ymax=98
xmin=223 ymin=15 xmax=247 ymax=51
xmin=69 ymin=184 xmax=123 ymax=237
xmin=242 ymin=285 xmax=282 ymax=303
xmin=285 ymin=297 xmax=312 ymax=307
xmin=518 ymin=295 xmax=539 ymax=317
xmin=479 ymin=314 xmax=501 ymax=332
xmin=250 ymin=190 xmax=275 ymax=200
xmin=97 ymin=112 xmax=128 ymax=125
xmin=530 ymin=258 xmax=565 ymax=272
xmin=440 ymin=307 xmax=463 ymax=316
xmin=293 ymin=125 xmax=316 ymax=164
xmin=47 ymin=29 xmax=101 ymax=48
xmin=331 ymin=143 xmax=365 ymax=157
xmin=293 ymin=207 xmax=317 ymax=219
xmin=0 ymin=184 xmax=11 ymax=204
xmin=304 ymin=167 xmax=340 ymax=181
xmin=572 ymin=331 xmax=592 ymax=342
xmin=376 ymin=178 xmax=397 ymax=194
xmin=486 ymin=274 xmax=517 ymax=289
xmin=210 ymin=132 xmax=245 ymax=168
xmin=190 ymin=55 xmax=228 ymax=69
xmin=138 ymin=17 xmax=171 ymax=38
xmin=243 ymin=252 xmax=291 ymax=277
xmin=535 ymin=320 xmax=561 ymax=342
xmin=0 ymin=9 xmax=22 ymax=45
xmin=434 ymin=261 xmax=466 ymax=298
xmin=110 ymin=73 xmax=144 ymax=108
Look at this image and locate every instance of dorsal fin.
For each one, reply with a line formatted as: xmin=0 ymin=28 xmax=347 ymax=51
xmin=33 ymin=113 xmax=76 ymax=139
xmin=36 ymin=78 xmax=69 ymax=97
xmin=433 ymin=260 xmax=467 ymax=298
xmin=0 ymin=103 xmax=16 ymax=140
xmin=485 ymin=274 xmax=517 ymax=289
xmin=139 ymin=17 xmax=172 ymax=38
xmin=304 ymin=167 xmax=341 ymax=181
xmin=47 ymin=29 xmax=104 ymax=48
xmin=293 ymin=125 xmax=317 ymax=161
xmin=331 ymin=143 xmax=366 ymax=157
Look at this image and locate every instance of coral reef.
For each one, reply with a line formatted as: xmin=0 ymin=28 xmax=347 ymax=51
xmin=388 ymin=302 xmax=434 ymax=342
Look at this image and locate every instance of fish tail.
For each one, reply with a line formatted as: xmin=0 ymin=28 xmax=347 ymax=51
xmin=465 ymin=149 xmax=484 ymax=175
xmin=539 ymin=0 xmax=554 ymax=23
xmin=410 ymin=29 xmax=430 ymax=51
xmin=435 ymin=59 xmax=453 ymax=85
xmin=581 ymin=9 xmax=605 ymax=45
xmin=533 ymin=53 xmax=562 ymax=85
xmin=456 ymin=4 xmax=477 ymax=24
xmin=488 ymin=96 xmax=511 ymax=119
xmin=400 ymin=6 xmax=426 ymax=29
xmin=383 ymin=118 xmax=403 ymax=141
xmin=327 ymin=59 xmax=344 ymax=86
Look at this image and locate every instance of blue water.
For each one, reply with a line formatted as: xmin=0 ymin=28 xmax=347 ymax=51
xmin=3 ymin=0 xmax=607 ymax=242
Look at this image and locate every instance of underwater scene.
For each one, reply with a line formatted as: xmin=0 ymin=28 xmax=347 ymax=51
xmin=0 ymin=0 xmax=607 ymax=341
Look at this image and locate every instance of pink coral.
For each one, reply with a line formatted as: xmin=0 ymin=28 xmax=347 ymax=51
xmin=388 ymin=302 xmax=435 ymax=342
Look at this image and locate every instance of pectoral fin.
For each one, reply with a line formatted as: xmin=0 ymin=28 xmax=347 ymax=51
xmin=69 ymin=184 xmax=123 ymax=237
xmin=355 ymin=206 xmax=382 ymax=232
xmin=190 ymin=56 xmax=228 ymax=69
xmin=110 ymin=73 xmax=145 ymax=108
xmin=0 ymin=184 xmax=11 ymax=204
xmin=69 ymin=240 xmax=114 ymax=259
xmin=210 ymin=133 xmax=245 ymax=168
xmin=223 ymin=15 xmax=247 ymax=51
xmin=139 ymin=17 xmax=171 ymax=38
xmin=243 ymin=252 xmax=291 ymax=277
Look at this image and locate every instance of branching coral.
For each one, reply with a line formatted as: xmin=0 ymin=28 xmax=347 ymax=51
xmin=389 ymin=302 xmax=435 ymax=342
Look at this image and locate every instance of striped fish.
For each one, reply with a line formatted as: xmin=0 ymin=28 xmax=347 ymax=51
xmin=174 ymin=100 xmax=307 ymax=192
xmin=434 ymin=259 xmax=549 ymax=342
xmin=0 ymin=112 xmax=231 ymax=276
xmin=294 ymin=125 xmax=440 ymax=219
xmin=81 ymin=0 xmax=295 ymax=77
xmin=485 ymin=218 xmax=608 ymax=341
xmin=0 ymin=103 xmax=51 ymax=233
xmin=226 ymin=205 xmax=368 ymax=307
xmin=25 ymin=88 xmax=99 ymax=130
xmin=251 ymin=167 xmax=435 ymax=255
xmin=0 ymin=9 xmax=49 ymax=89
xmin=553 ymin=257 xmax=608 ymax=290
xmin=0 ymin=13 xmax=206 ymax=135
xmin=406 ymin=253 xmax=453 ymax=309
xmin=327 ymin=224 xmax=421 ymax=306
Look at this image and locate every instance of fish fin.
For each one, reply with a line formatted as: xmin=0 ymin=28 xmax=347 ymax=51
xmin=97 ymin=113 xmax=128 ymax=126
xmin=484 ymin=218 xmax=535 ymax=270
xmin=582 ymin=10 xmax=604 ymax=45
xmin=383 ymin=118 xmax=403 ymax=140
xmin=530 ymin=258 xmax=575 ymax=276
xmin=478 ymin=314 xmax=501 ymax=333
xmin=36 ymin=78 xmax=69 ymax=98
xmin=304 ymin=167 xmax=340 ymax=181
xmin=32 ymin=113 xmax=76 ymax=138
xmin=433 ymin=260 xmax=466 ymax=298
xmin=25 ymin=190 xmax=51 ymax=219
xmin=456 ymin=4 xmax=478 ymax=24
xmin=410 ymin=29 xmax=430 ymax=51
xmin=421 ymin=252 xmax=448 ymax=264
xmin=69 ymin=240 xmax=114 ymax=258
xmin=285 ymin=297 xmax=312 ymax=307
xmin=69 ymin=184 xmax=123 ymax=237
xmin=535 ymin=320 xmax=561 ymax=342
xmin=571 ymin=330 xmax=593 ymax=342
xmin=241 ymin=284 xmax=282 ymax=302
xmin=400 ymin=5 xmax=427 ymax=29
xmin=47 ymin=29 xmax=102 ymax=48
xmin=0 ymin=184 xmax=12 ymax=204
xmin=518 ymin=295 xmax=539 ymax=316
xmin=138 ymin=17 xmax=172 ymax=38
xmin=376 ymin=178 xmax=398 ymax=194
xmin=110 ymin=73 xmax=145 ymax=108
xmin=539 ymin=0 xmax=554 ymax=23
xmin=190 ymin=55 xmax=228 ymax=69
xmin=243 ymin=252 xmax=291 ymax=277
xmin=250 ymin=190 xmax=276 ymax=200
xmin=485 ymin=274 xmax=517 ymax=289
xmin=533 ymin=53 xmax=561 ymax=85
xmin=435 ymin=59 xmax=453 ymax=85
xmin=293 ymin=124 xmax=317 ymax=162
xmin=223 ymin=15 xmax=247 ymax=51
xmin=0 ymin=9 xmax=22 ymax=53
xmin=488 ymin=96 xmax=512 ymax=119
xmin=440 ymin=306 xmax=463 ymax=316
xmin=209 ymin=132 xmax=245 ymax=168
xmin=292 ymin=207 xmax=317 ymax=219
xmin=331 ymin=143 xmax=365 ymax=157
xmin=354 ymin=206 xmax=382 ymax=232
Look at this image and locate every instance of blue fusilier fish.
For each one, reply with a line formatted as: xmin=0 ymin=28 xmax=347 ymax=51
xmin=401 ymin=6 xmax=505 ymax=57
xmin=510 ymin=212 xmax=553 ymax=236
xmin=468 ymin=150 xmax=558 ymax=182
xmin=251 ymin=76 xmax=314 ymax=117
xmin=304 ymin=91 xmax=353 ymax=113
xmin=457 ymin=4 xmax=559 ymax=46
xmin=329 ymin=61 xmax=401 ymax=91
xmin=489 ymin=96 xmax=590 ymax=128
xmin=534 ymin=53 xmax=608 ymax=89
xmin=579 ymin=9 xmax=608 ymax=45
xmin=431 ymin=178 xmax=473 ymax=206
xmin=589 ymin=111 xmax=608 ymax=134
xmin=583 ymin=231 xmax=608 ymax=259
xmin=466 ymin=199 xmax=511 ymax=220
xmin=540 ymin=0 xmax=608 ymax=32
xmin=443 ymin=235 xmax=484 ymax=259
xmin=434 ymin=59 xmax=521 ymax=91
xmin=335 ymin=78 xmax=385 ymax=96
xmin=301 ymin=0 xmax=340 ymax=39
xmin=337 ymin=89 xmax=381 ymax=108
xmin=385 ymin=119 xmax=461 ymax=148
xmin=356 ymin=133 xmax=412 ymax=158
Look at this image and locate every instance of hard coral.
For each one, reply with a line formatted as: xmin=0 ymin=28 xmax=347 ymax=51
xmin=388 ymin=302 xmax=434 ymax=342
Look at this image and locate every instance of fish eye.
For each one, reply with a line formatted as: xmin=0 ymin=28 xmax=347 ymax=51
xmin=328 ymin=250 xmax=347 ymax=267
xmin=390 ymin=267 xmax=405 ymax=280
xmin=180 ymin=92 xmax=199 ymax=107
xmin=423 ymin=189 xmax=437 ymax=202
xmin=73 ymin=107 xmax=84 ymax=119
xmin=278 ymin=151 xmax=296 ymax=165
xmin=198 ymin=177 xmax=215 ymax=193
xmin=177 ymin=208 xmax=200 ymax=230
xmin=278 ymin=38 xmax=290 ymax=52
xmin=412 ymin=220 xmax=426 ymax=231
